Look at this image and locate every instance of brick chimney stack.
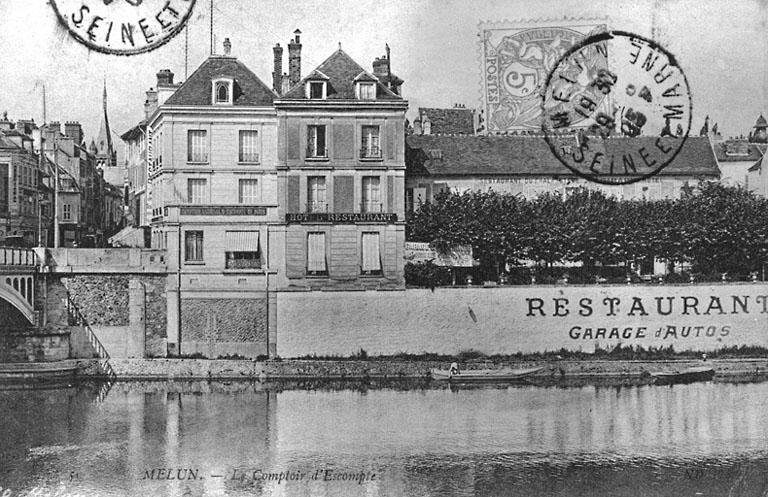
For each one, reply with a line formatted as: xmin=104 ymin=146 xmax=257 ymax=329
xmin=288 ymin=29 xmax=302 ymax=86
xmin=144 ymin=88 xmax=158 ymax=120
xmin=156 ymin=69 xmax=174 ymax=87
xmin=223 ymin=37 xmax=232 ymax=56
xmin=64 ymin=121 xmax=83 ymax=146
xmin=272 ymin=43 xmax=283 ymax=94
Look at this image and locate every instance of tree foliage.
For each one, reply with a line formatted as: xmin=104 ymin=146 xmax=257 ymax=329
xmin=406 ymin=184 xmax=768 ymax=278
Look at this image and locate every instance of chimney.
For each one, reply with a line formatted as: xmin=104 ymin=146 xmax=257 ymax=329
xmin=272 ymin=43 xmax=284 ymax=94
xmin=145 ymin=87 xmax=159 ymax=120
xmin=223 ymin=37 xmax=232 ymax=56
xmin=413 ymin=118 xmax=422 ymax=136
xmin=0 ymin=112 xmax=11 ymax=131
xmin=422 ymin=115 xmax=431 ymax=135
xmin=372 ymin=57 xmax=388 ymax=80
xmin=64 ymin=121 xmax=83 ymax=146
xmin=288 ymin=29 xmax=302 ymax=87
xmin=156 ymin=69 xmax=174 ymax=87
xmin=281 ymin=74 xmax=291 ymax=95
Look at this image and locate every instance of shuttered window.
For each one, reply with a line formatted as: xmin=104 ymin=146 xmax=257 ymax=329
xmin=361 ymin=125 xmax=381 ymax=158
xmin=239 ymin=130 xmax=259 ymax=162
xmin=307 ymin=232 xmax=327 ymax=274
xmin=225 ymin=231 xmax=261 ymax=269
xmin=307 ymin=125 xmax=327 ymax=158
xmin=361 ymin=232 xmax=381 ymax=274
xmin=187 ymin=130 xmax=208 ymax=162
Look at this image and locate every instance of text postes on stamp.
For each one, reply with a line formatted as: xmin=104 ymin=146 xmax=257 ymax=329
xmin=480 ymin=20 xmax=608 ymax=132
xmin=541 ymin=31 xmax=692 ymax=185
xmin=50 ymin=0 xmax=197 ymax=55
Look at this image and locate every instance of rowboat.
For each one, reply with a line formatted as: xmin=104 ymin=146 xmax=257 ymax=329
xmin=651 ymin=367 xmax=715 ymax=385
xmin=430 ymin=367 xmax=543 ymax=382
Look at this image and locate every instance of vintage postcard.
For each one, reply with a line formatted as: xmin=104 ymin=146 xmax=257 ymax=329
xmin=1 ymin=0 xmax=768 ymax=495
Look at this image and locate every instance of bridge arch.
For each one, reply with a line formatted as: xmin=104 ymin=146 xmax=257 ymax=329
xmin=0 ymin=275 xmax=35 ymax=325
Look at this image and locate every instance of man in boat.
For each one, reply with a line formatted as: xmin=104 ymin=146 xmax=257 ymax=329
xmin=449 ymin=362 xmax=460 ymax=376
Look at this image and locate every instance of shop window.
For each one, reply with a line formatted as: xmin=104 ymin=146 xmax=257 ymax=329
xmin=225 ymin=231 xmax=261 ymax=269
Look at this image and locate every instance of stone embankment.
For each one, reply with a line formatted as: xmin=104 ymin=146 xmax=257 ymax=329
xmin=68 ymin=357 xmax=768 ymax=381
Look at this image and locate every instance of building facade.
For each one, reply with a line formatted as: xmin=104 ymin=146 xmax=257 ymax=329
xmin=0 ymin=118 xmax=41 ymax=246
xmin=147 ymin=40 xmax=280 ymax=357
xmin=274 ymin=37 xmax=408 ymax=290
xmin=405 ymin=133 xmax=721 ymax=211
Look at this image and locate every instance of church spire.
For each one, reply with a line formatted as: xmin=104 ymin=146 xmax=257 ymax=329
xmin=95 ymin=78 xmax=115 ymax=169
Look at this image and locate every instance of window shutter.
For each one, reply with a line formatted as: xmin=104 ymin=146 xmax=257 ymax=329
xmin=333 ymin=123 xmax=354 ymax=159
xmin=287 ymin=121 xmax=300 ymax=160
xmin=387 ymin=176 xmax=394 ymax=213
xmin=287 ymin=176 xmax=300 ymax=213
xmin=334 ymin=175 xmax=354 ymax=212
xmin=386 ymin=121 xmax=396 ymax=159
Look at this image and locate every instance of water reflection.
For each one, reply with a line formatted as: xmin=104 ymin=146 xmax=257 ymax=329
xmin=2 ymin=381 xmax=768 ymax=496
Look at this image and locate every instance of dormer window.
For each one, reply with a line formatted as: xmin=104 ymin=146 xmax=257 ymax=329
xmin=357 ymin=82 xmax=376 ymax=100
xmin=308 ymin=81 xmax=326 ymax=99
xmin=212 ymin=77 xmax=233 ymax=105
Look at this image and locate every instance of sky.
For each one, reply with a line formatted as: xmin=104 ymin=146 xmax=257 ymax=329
xmin=0 ymin=0 xmax=766 ymax=152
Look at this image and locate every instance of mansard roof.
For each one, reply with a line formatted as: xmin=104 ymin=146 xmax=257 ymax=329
xmin=281 ymin=49 xmax=401 ymax=100
xmin=164 ymin=56 xmax=276 ymax=106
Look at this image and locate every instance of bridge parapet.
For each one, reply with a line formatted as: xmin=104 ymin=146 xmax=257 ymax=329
xmin=0 ymin=247 xmax=37 ymax=268
xmin=46 ymin=248 xmax=167 ymax=274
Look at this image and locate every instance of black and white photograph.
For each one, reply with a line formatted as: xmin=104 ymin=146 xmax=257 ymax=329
xmin=1 ymin=0 xmax=768 ymax=495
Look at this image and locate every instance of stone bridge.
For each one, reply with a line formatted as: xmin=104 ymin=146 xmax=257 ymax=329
xmin=0 ymin=247 xmax=38 ymax=325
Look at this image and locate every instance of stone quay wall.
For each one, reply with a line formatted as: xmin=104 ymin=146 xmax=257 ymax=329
xmin=277 ymin=284 xmax=768 ymax=358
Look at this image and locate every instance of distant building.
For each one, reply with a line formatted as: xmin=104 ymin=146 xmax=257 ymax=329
xmin=93 ymin=81 xmax=121 ymax=187
xmin=405 ymin=134 xmax=721 ymax=212
xmin=412 ymin=106 xmax=476 ymax=136
xmin=0 ymin=115 xmax=41 ymax=246
xmin=274 ymin=36 xmax=408 ymax=290
xmin=712 ymin=139 xmax=763 ymax=188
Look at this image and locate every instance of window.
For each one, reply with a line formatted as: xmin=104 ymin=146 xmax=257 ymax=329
xmin=307 ymin=125 xmax=327 ymax=158
xmin=238 ymin=130 xmax=259 ymax=162
xmin=358 ymin=82 xmax=376 ymax=100
xmin=309 ymin=82 xmax=325 ymax=99
xmin=361 ymin=125 xmax=381 ymax=158
xmin=225 ymin=231 xmax=261 ymax=269
xmin=238 ymin=179 xmax=260 ymax=204
xmin=307 ymin=232 xmax=327 ymax=275
xmin=362 ymin=176 xmax=380 ymax=212
xmin=307 ymin=176 xmax=326 ymax=212
xmin=184 ymin=231 xmax=204 ymax=262
xmin=187 ymin=130 xmax=208 ymax=162
xmin=361 ymin=232 xmax=382 ymax=275
xmin=63 ymin=204 xmax=72 ymax=221
xmin=215 ymin=82 xmax=229 ymax=103
xmin=187 ymin=178 xmax=207 ymax=203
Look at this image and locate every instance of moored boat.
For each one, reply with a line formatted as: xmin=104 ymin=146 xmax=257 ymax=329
xmin=431 ymin=366 xmax=543 ymax=382
xmin=651 ymin=366 xmax=715 ymax=385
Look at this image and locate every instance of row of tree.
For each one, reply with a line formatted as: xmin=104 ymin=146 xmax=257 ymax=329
xmin=406 ymin=183 xmax=768 ymax=280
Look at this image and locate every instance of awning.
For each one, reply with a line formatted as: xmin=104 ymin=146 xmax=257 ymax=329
xmin=225 ymin=231 xmax=259 ymax=252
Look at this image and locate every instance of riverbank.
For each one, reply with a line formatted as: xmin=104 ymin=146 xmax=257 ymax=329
xmin=58 ymin=357 xmax=768 ymax=381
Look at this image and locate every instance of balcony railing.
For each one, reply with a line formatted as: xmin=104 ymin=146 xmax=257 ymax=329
xmin=360 ymin=146 xmax=382 ymax=159
xmin=306 ymin=202 xmax=328 ymax=213
xmin=360 ymin=202 xmax=384 ymax=213
xmin=306 ymin=147 xmax=328 ymax=159
xmin=239 ymin=153 xmax=260 ymax=163
xmin=225 ymin=258 xmax=262 ymax=269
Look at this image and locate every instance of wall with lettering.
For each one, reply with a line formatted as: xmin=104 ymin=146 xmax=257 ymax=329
xmin=276 ymin=284 xmax=768 ymax=357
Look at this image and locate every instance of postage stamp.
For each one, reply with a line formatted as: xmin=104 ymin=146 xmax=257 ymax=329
xmin=479 ymin=19 xmax=608 ymax=132
xmin=49 ymin=0 xmax=197 ymax=55
xmin=540 ymin=30 xmax=692 ymax=184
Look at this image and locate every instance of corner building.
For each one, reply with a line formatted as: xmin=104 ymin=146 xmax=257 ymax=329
xmin=274 ymin=41 xmax=408 ymax=290
xmin=148 ymin=41 xmax=279 ymax=357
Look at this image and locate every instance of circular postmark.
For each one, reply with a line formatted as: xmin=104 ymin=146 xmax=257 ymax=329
xmin=50 ymin=0 xmax=197 ymax=56
xmin=541 ymin=31 xmax=692 ymax=185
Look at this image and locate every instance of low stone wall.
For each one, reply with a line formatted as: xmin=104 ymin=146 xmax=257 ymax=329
xmin=0 ymin=331 xmax=70 ymax=363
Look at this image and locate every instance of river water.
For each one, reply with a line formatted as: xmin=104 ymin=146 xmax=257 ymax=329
xmin=2 ymin=379 xmax=768 ymax=497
